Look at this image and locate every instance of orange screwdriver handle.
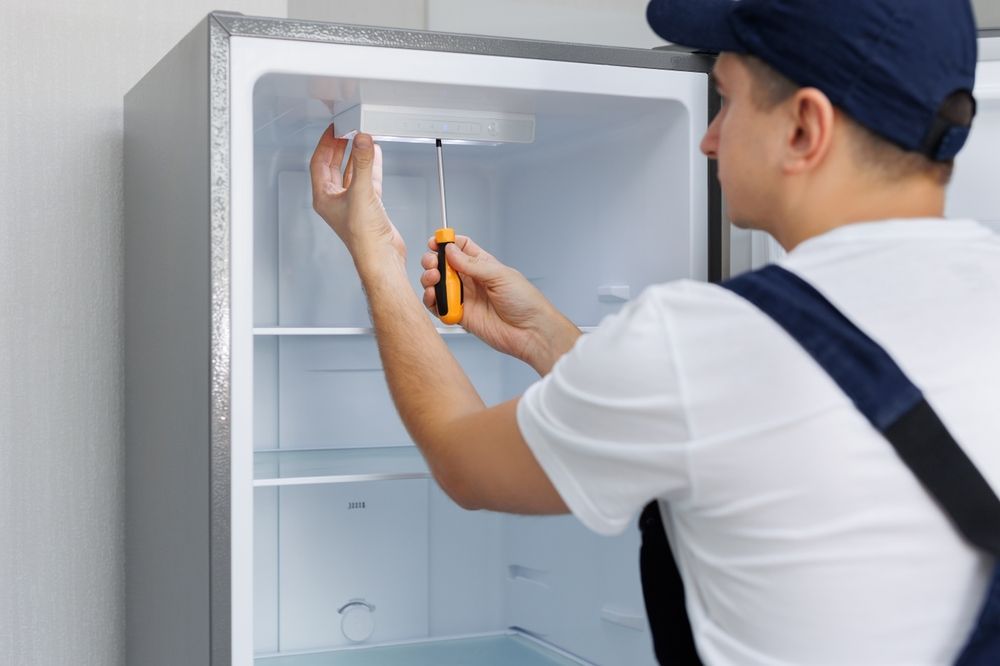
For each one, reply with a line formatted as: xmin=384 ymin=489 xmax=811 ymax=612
xmin=434 ymin=228 xmax=464 ymax=325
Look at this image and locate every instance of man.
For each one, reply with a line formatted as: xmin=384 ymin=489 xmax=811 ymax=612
xmin=309 ymin=0 xmax=999 ymax=663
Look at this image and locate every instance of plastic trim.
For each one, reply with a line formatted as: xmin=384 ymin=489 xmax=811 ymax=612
xmin=254 ymin=472 xmax=432 ymax=488
xmin=706 ymin=82 xmax=726 ymax=282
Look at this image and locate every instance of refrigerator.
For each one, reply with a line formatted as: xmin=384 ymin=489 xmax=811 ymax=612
xmin=124 ymin=13 xmax=1000 ymax=666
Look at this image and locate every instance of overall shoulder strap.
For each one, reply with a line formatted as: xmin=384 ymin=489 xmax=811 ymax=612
xmin=723 ymin=264 xmax=1000 ymax=558
xmin=639 ymin=501 xmax=701 ymax=665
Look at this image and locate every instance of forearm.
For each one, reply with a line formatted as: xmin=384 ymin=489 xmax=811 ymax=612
xmin=355 ymin=244 xmax=485 ymax=495
xmin=524 ymin=306 xmax=582 ymax=376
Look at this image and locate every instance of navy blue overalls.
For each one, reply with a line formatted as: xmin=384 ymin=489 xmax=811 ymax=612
xmin=639 ymin=264 xmax=1000 ymax=665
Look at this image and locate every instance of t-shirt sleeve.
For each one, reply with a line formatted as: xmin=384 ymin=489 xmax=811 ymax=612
xmin=516 ymin=284 xmax=694 ymax=536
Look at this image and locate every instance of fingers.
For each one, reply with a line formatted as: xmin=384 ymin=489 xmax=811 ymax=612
xmin=372 ymin=143 xmax=384 ymax=198
xmin=348 ymin=133 xmax=377 ymax=194
xmin=424 ymin=234 xmax=500 ymax=282
xmin=309 ymin=125 xmax=335 ymax=186
xmin=310 ymin=124 xmax=347 ymax=195
xmin=420 ymin=248 xmax=439 ymax=310
xmin=420 ymin=266 xmax=441 ymax=289
xmin=454 ymin=234 xmax=485 ymax=257
xmin=422 ymin=286 xmax=437 ymax=311
xmin=421 ymin=252 xmax=440 ymax=292
xmin=426 ymin=234 xmax=480 ymax=253
xmin=330 ymin=131 xmax=349 ymax=178
xmin=342 ymin=151 xmax=354 ymax=190
xmin=443 ymin=241 xmax=501 ymax=281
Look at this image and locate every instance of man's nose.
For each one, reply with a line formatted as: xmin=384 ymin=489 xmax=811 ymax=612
xmin=700 ymin=126 xmax=719 ymax=159
xmin=700 ymin=112 xmax=721 ymax=159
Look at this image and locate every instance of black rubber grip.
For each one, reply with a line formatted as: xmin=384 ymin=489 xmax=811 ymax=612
xmin=435 ymin=242 xmax=450 ymax=317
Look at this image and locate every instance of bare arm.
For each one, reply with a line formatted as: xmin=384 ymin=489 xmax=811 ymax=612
xmin=310 ymin=126 xmax=568 ymax=514
xmin=358 ymin=249 xmax=566 ymax=513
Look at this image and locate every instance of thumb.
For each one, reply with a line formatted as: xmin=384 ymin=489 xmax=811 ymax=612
xmin=445 ymin=242 xmax=503 ymax=282
xmin=349 ymin=133 xmax=376 ymax=191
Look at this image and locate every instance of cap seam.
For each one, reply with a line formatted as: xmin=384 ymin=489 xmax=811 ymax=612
xmin=838 ymin=4 xmax=905 ymax=115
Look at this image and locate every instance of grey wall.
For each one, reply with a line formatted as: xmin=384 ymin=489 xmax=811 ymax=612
xmin=975 ymin=0 xmax=1000 ymax=29
xmin=0 ymin=2 xmax=285 ymax=665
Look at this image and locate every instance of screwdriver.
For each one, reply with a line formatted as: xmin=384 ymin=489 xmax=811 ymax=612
xmin=434 ymin=138 xmax=464 ymax=325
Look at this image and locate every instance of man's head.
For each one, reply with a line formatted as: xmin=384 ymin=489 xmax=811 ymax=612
xmin=647 ymin=0 xmax=979 ymax=247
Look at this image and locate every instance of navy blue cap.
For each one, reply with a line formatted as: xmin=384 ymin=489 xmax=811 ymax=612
xmin=647 ymin=0 xmax=978 ymax=161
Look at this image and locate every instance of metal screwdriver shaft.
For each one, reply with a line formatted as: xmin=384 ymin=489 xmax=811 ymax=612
xmin=433 ymin=138 xmax=463 ymax=324
xmin=436 ymin=138 xmax=448 ymax=228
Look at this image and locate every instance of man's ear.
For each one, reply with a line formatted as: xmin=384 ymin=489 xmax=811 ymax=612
xmin=782 ymin=87 xmax=836 ymax=175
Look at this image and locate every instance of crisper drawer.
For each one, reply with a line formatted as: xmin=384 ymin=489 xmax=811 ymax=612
xmin=255 ymin=480 xmax=431 ymax=653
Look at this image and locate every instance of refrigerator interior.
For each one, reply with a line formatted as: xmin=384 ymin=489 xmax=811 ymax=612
xmin=238 ymin=38 xmax=708 ymax=666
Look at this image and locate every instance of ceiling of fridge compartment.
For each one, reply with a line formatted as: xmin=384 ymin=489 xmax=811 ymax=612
xmin=253 ymin=72 xmax=688 ymax=150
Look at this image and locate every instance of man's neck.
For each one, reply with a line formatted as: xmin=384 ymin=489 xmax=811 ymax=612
xmin=775 ymin=176 xmax=947 ymax=251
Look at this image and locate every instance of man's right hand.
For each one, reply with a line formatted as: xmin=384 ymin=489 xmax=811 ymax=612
xmin=420 ymin=235 xmax=581 ymax=376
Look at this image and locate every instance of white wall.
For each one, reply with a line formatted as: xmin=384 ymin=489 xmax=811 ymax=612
xmin=289 ymin=0 xmax=427 ymax=29
xmin=288 ymin=0 xmax=1000 ymax=50
xmin=289 ymin=0 xmax=1000 ymax=42
xmin=0 ymin=2 xmax=285 ymax=665
xmin=288 ymin=0 xmax=666 ymax=47
xmin=427 ymin=0 xmax=663 ymax=47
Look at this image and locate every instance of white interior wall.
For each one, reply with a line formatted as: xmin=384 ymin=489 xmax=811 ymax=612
xmin=0 ymin=3 xmax=286 ymax=665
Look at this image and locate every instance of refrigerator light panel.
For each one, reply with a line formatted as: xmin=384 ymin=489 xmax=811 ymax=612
xmin=334 ymin=104 xmax=536 ymax=145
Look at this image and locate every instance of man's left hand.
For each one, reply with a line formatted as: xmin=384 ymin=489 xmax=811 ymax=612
xmin=310 ymin=125 xmax=406 ymax=264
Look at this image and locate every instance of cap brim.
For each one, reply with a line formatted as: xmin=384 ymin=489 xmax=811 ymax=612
xmin=646 ymin=0 xmax=744 ymax=53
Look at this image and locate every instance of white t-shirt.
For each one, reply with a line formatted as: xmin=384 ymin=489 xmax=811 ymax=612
xmin=517 ymin=219 xmax=1000 ymax=665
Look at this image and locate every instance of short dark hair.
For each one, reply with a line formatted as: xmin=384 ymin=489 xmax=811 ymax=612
xmin=738 ymin=54 xmax=972 ymax=185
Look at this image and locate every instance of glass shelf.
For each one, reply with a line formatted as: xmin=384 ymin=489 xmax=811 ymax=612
xmin=255 ymin=632 xmax=589 ymax=666
xmin=254 ymin=446 xmax=430 ymax=487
